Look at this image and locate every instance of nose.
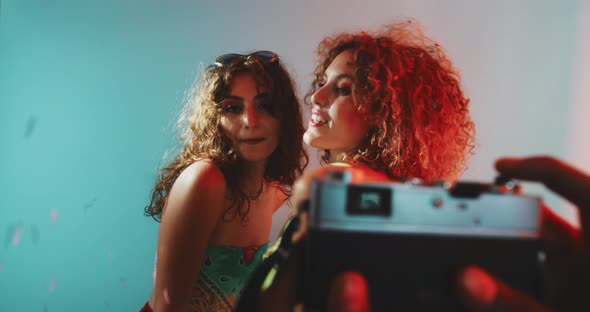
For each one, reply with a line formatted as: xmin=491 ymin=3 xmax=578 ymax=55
xmin=311 ymin=84 xmax=329 ymax=107
xmin=243 ymin=105 xmax=259 ymax=128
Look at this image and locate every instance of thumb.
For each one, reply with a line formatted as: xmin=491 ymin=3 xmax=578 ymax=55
xmin=457 ymin=266 xmax=551 ymax=312
xmin=327 ymin=272 xmax=371 ymax=312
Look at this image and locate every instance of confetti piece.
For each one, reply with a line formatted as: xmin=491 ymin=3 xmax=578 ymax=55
xmin=120 ymin=277 xmax=127 ymax=288
xmin=13 ymin=225 xmax=23 ymax=247
xmin=51 ymin=210 xmax=59 ymax=225
xmin=49 ymin=278 xmax=57 ymax=292
xmin=4 ymin=225 xmax=16 ymax=247
xmin=31 ymin=224 xmax=40 ymax=244
xmin=83 ymin=198 xmax=97 ymax=214
xmin=24 ymin=115 xmax=37 ymax=138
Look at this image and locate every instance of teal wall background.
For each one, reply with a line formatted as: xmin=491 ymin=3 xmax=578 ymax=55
xmin=1 ymin=1 xmax=588 ymax=311
xmin=0 ymin=2 xmax=195 ymax=311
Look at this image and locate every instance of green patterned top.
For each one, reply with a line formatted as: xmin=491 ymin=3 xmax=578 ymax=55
xmin=154 ymin=243 xmax=269 ymax=312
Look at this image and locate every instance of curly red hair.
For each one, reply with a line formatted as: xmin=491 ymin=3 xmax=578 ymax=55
xmin=306 ymin=20 xmax=475 ymax=182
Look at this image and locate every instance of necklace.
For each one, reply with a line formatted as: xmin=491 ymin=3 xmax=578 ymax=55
xmin=248 ymin=180 xmax=265 ymax=202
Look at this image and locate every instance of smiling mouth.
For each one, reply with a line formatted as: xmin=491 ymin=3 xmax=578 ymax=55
xmin=310 ymin=114 xmax=328 ymax=127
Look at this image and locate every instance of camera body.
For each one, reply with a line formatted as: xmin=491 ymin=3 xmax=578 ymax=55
xmin=302 ymin=171 xmax=544 ymax=311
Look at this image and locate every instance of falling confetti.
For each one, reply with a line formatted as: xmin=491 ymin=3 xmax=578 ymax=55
xmin=4 ymin=224 xmax=22 ymax=248
xmin=51 ymin=210 xmax=59 ymax=225
xmin=83 ymin=198 xmax=98 ymax=214
xmin=24 ymin=115 xmax=37 ymax=138
xmin=120 ymin=277 xmax=127 ymax=288
xmin=4 ymin=224 xmax=16 ymax=247
xmin=49 ymin=278 xmax=57 ymax=292
xmin=13 ymin=225 xmax=23 ymax=247
xmin=31 ymin=224 xmax=40 ymax=244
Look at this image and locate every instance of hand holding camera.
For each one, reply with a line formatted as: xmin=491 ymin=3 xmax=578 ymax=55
xmin=325 ymin=156 xmax=590 ymax=312
xmin=304 ymin=159 xmax=543 ymax=311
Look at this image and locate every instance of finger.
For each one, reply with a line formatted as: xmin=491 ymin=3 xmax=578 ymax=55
xmin=457 ymin=266 xmax=551 ymax=312
xmin=540 ymin=204 xmax=582 ymax=250
xmin=541 ymin=206 xmax=589 ymax=311
xmin=291 ymin=211 xmax=308 ymax=244
xmin=327 ymin=272 xmax=371 ymax=312
xmin=495 ymin=156 xmax=590 ymax=210
xmin=496 ymin=156 xmax=590 ymax=248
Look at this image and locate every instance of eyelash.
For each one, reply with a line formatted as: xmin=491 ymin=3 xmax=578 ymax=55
xmin=317 ymin=81 xmax=352 ymax=96
xmin=256 ymin=101 xmax=272 ymax=113
xmin=335 ymin=86 xmax=351 ymax=96
xmin=222 ymin=105 xmax=242 ymax=114
xmin=221 ymin=101 xmax=273 ymax=114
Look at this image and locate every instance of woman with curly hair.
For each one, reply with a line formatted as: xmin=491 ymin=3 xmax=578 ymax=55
xmin=288 ymin=19 xmax=475 ymax=241
xmin=303 ymin=19 xmax=474 ymax=183
xmin=140 ymin=51 xmax=308 ymax=312
xmin=235 ymin=20 xmax=475 ymax=312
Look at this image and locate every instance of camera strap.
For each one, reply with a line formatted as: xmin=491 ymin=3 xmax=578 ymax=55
xmin=234 ymin=201 xmax=307 ymax=311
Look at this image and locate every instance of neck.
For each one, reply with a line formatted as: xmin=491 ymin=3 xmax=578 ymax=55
xmin=238 ymin=159 xmax=267 ymax=195
xmin=328 ymin=149 xmax=353 ymax=164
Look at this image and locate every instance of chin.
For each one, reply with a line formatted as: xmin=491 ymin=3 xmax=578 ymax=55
xmin=239 ymin=146 xmax=276 ymax=163
xmin=304 ymin=132 xmax=323 ymax=148
xmin=239 ymin=152 xmax=271 ymax=162
xmin=304 ymin=137 xmax=330 ymax=150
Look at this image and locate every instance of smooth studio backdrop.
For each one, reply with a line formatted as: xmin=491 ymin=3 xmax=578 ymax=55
xmin=1 ymin=0 xmax=589 ymax=311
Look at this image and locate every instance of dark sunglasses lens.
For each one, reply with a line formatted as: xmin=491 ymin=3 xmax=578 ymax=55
xmin=215 ymin=54 xmax=243 ymax=65
xmin=252 ymin=51 xmax=277 ymax=60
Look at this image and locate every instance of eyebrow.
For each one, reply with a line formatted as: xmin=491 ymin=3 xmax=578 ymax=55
xmin=224 ymin=92 xmax=271 ymax=102
xmin=323 ymin=73 xmax=354 ymax=82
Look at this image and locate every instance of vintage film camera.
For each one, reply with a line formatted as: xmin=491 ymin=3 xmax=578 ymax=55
xmin=302 ymin=171 xmax=544 ymax=311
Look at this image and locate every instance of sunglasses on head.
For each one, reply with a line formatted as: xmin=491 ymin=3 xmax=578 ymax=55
xmin=214 ymin=50 xmax=279 ymax=67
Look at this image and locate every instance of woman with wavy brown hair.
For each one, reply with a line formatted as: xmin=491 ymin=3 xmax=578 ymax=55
xmin=140 ymin=51 xmax=307 ymax=312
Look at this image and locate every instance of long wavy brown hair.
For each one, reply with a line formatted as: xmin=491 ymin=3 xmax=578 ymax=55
xmin=145 ymin=56 xmax=308 ymax=222
xmin=306 ymin=20 xmax=475 ymax=182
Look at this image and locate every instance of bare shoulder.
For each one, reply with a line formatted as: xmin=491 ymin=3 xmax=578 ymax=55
xmin=177 ymin=160 xmax=226 ymax=190
xmin=163 ymin=160 xmax=227 ymax=220
xmin=153 ymin=160 xmax=229 ymax=310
